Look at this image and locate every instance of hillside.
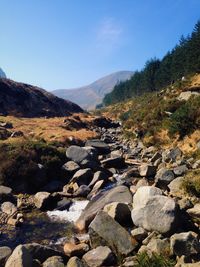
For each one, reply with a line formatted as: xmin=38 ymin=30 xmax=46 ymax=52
xmin=52 ymin=71 xmax=133 ymax=110
xmin=100 ymin=73 xmax=200 ymax=154
xmin=0 ymin=67 xmax=6 ymax=78
xmin=103 ymin=21 xmax=200 ymax=106
xmin=0 ymin=78 xmax=83 ymax=117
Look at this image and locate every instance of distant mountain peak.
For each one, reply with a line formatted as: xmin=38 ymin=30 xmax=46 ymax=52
xmin=0 ymin=68 xmax=6 ymax=78
xmin=52 ymin=71 xmax=134 ymax=110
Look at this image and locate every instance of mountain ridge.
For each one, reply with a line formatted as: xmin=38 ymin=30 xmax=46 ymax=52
xmin=52 ymin=71 xmax=134 ymax=110
xmin=0 ymin=78 xmax=83 ymax=117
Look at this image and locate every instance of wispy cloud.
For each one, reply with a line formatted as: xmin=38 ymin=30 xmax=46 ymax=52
xmin=96 ymin=17 xmax=123 ymax=52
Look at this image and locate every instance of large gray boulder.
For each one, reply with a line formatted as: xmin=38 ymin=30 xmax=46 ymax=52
xmin=132 ymin=186 xmax=178 ymax=234
xmin=89 ymin=211 xmax=137 ymax=259
xmin=83 ymin=246 xmax=116 ymax=267
xmin=5 ymin=245 xmax=33 ymax=267
xmin=132 ymin=186 xmax=162 ymax=207
xmin=75 ymin=185 xmax=132 ymax=231
xmin=66 ymin=146 xmax=96 ymax=164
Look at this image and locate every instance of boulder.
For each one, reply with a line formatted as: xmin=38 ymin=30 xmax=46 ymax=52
xmin=5 ymin=245 xmax=33 ymax=267
xmin=88 ymin=171 xmax=110 ymax=188
xmin=89 ymin=211 xmax=137 ymax=259
xmin=64 ymin=243 xmax=89 ymax=257
xmin=155 ymin=168 xmax=175 ymax=189
xmin=73 ymin=185 xmax=91 ymax=198
xmin=70 ymin=169 xmax=93 ymax=186
xmin=66 ymin=146 xmax=95 ymax=164
xmin=83 ymin=246 xmax=116 ymax=267
xmin=132 ymin=187 xmax=178 ymax=234
xmin=0 ymin=246 xmax=12 ymax=267
xmin=146 ymin=238 xmax=170 ymax=255
xmin=101 ymin=157 xmax=126 ymax=169
xmin=75 ymin=185 xmax=132 ymax=231
xmin=42 ymin=256 xmax=65 ymax=267
xmin=1 ymin=202 xmax=17 ymax=215
xmin=85 ymin=140 xmax=110 ymax=155
xmin=168 ymin=177 xmax=184 ymax=197
xmin=138 ymin=164 xmax=157 ymax=177
xmin=170 ymin=232 xmax=200 ymax=257
xmin=103 ymin=202 xmax=132 ymax=226
xmin=34 ymin=192 xmax=52 ymax=210
xmin=133 ymin=186 xmax=162 ymax=207
xmin=66 ymin=257 xmax=85 ymax=267
xmin=162 ymin=148 xmax=182 ymax=163
xmin=23 ymin=243 xmax=63 ymax=263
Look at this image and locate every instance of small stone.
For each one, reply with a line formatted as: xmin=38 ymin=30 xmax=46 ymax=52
xmin=138 ymin=164 xmax=157 ymax=177
xmin=1 ymin=202 xmax=17 ymax=215
xmin=131 ymin=227 xmax=148 ymax=242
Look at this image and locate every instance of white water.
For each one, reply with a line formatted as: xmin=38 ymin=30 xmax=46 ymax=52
xmin=47 ymin=200 xmax=89 ymax=223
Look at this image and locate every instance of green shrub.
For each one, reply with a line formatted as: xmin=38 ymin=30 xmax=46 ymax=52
xmin=135 ymin=253 xmax=175 ymax=267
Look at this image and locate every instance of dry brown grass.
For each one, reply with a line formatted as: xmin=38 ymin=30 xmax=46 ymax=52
xmin=0 ymin=113 xmax=98 ymax=144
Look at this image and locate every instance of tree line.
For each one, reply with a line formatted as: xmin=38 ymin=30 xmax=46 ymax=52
xmin=103 ymin=20 xmax=200 ymax=106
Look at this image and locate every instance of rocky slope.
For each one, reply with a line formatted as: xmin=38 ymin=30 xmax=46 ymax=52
xmin=1 ymin=119 xmax=200 ymax=266
xmin=0 ymin=67 xmax=6 ymax=78
xmin=52 ymin=71 xmax=134 ymax=110
xmin=0 ymin=78 xmax=83 ymax=117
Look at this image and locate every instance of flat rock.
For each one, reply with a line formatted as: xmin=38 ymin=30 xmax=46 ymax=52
xmin=83 ymin=246 xmax=116 ymax=267
xmin=75 ymin=185 xmax=132 ymax=231
xmin=66 ymin=146 xmax=95 ymax=164
xmin=85 ymin=140 xmax=110 ymax=155
xmin=89 ymin=211 xmax=137 ymax=259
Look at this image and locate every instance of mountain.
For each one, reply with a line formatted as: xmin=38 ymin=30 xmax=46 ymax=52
xmin=0 ymin=68 xmax=6 ymax=78
xmin=52 ymin=71 xmax=134 ymax=110
xmin=0 ymin=78 xmax=83 ymax=117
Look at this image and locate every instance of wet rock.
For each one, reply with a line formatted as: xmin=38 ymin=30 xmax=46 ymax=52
xmin=76 ymin=185 xmax=132 ymax=231
xmin=66 ymin=146 xmax=95 ymax=164
xmin=64 ymin=243 xmax=89 ymax=257
xmin=89 ymin=211 xmax=137 ymax=259
xmin=132 ymin=186 xmax=178 ymax=234
xmin=66 ymin=257 xmax=85 ymax=267
xmin=0 ymin=246 xmax=12 ymax=267
xmin=73 ymin=185 xmax=91 ymax=197
xmin=170 ymin=232 xmax=200 ymax=257
xmin=5 ymin=245 xmax=33 ymax=267
xmin=103 ymin=202 xmax=132 ymax=226
xmin=62 ymin=161 xmax=80 ymax=177
xmin=131 ymin=227 xmax=148 ymax=242
xmin=101 ymin=156 xmax=126 ymax=169
xmin=85 ymin=140 xmax=110 ymax=155
xmin=1 ymin=202 xmax=17 ymax=215
xmin=138 ymin=164 xmax=157 ymax=177
xmin=70 ymin=168 xmax=93 ymax=186
xmin=155 ymin=167 xmax=175 ymax=189
xmin=173 ymin=165 xmax=188 ymax=176
xmin=42 ymin=256 xmax=65 ymax=267
xmin=83 ymin=246 xmax=116 ymax=267
xmin=23 ymin=243 xmax=63 ymax=263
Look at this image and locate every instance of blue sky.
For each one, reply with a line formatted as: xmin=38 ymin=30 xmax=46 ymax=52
xmin=1 ymin=0 xmax=200 ymax=90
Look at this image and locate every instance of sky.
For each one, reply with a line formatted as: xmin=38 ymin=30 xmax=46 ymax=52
xmin=1 ymin=0 xmax=200 ymax=90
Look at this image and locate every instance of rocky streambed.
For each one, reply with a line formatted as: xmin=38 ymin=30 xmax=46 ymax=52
xmin=1 ymin=120 xmax=200 ymax=266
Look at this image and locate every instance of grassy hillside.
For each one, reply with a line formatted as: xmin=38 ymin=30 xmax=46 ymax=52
xmin=99 ymin=74 xmax=200 ymax=154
